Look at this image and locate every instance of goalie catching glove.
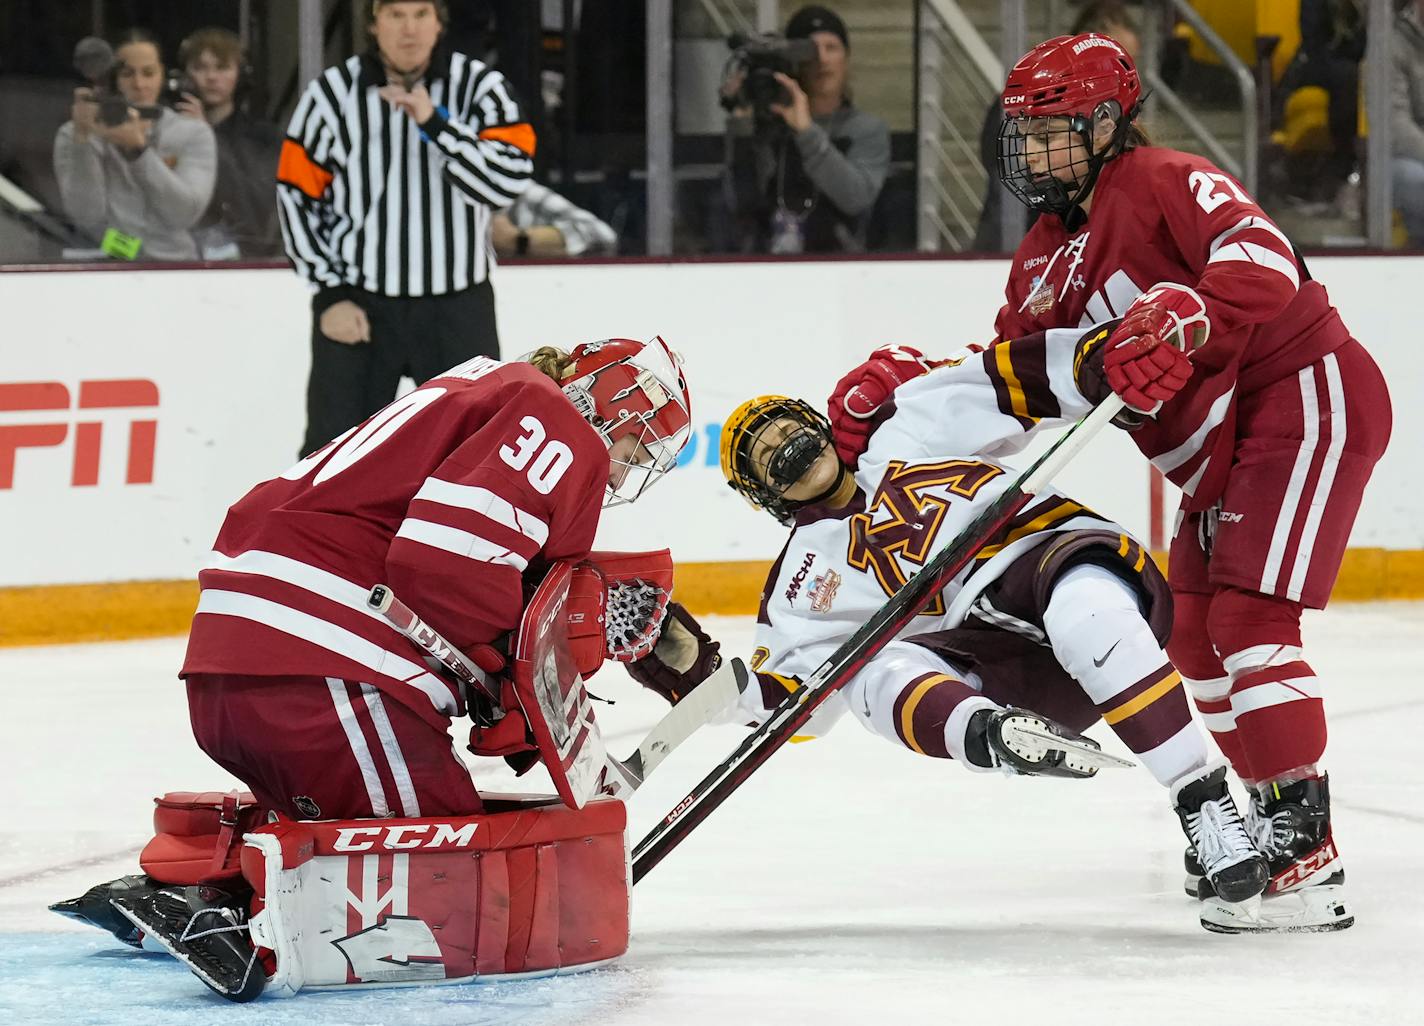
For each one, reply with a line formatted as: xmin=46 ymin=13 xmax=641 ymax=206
xmin=564 ymin=550 xmax=675 ymax=679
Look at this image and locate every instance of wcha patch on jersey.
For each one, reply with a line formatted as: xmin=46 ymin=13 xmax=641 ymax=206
xmin=809 ymin=570 xmax=841 ymax=613
xmin=784 ymin=553 xmax=816 ymax=605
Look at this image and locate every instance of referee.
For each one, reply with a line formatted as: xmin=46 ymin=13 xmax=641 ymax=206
xmin=276 ymin=0 xmax=534 ymax=456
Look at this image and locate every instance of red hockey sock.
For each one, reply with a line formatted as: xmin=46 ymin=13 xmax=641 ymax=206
xmin=1168 ymin=591 xmax=1254 ymax=782
xmin=1227 ymin=661 xmax=1326 ymax=783
xmin=1208 ymin=588 xmax=1322 ymax=783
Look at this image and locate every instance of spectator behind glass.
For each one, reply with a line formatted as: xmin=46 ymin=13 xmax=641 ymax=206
xmin=176 ymin=28 xmax=283 ymax=259
xmin=1392 ymin=0 xmax=1424 ymax=248
xmin=973 ymin=2 xmax=1141 ymax=253
xmin=1273 ymin=0 xmax=1365 ymax=207
xmin=722 ymin=5 xmax=890 ymax=253
xmin=53 ymin=29 xmax=217 ymax=261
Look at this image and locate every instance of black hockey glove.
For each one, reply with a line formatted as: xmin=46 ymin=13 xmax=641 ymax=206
xmin=1072 ymin=319 xmax=1148 ymax=430
xmin=625 ymin=602 xmax=721 ymax=705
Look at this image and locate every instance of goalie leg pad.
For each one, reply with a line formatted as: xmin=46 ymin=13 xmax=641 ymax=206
xmin=241 ymin=798 xmax=630 ymax=998
xmin=140 ymin=790 xmax=268 ymax=885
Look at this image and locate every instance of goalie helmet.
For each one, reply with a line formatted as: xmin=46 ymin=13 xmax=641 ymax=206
xmin=996 ymin=32 xmax=1143 ymax=218
xmin=560 ymin=337 xmax=693 ymax=507
xmin=720 ymin=395 xmax=846 ymax=525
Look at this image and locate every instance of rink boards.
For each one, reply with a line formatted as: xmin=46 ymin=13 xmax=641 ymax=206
xmin=1 ymin=255 xmax=1420 ymax=642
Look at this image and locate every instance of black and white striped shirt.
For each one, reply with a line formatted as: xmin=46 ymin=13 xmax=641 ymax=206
xmin=276 ymin=49 xmax=534 ymax=298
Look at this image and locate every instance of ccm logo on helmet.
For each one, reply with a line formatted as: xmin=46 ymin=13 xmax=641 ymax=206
xmin=1003 ymin=94 xmax=1026 ymax=105
xmin=332 ymin=822 xmax=480 ymax=852
xmin=1072 ymin=36 xmax=1121 ymax=56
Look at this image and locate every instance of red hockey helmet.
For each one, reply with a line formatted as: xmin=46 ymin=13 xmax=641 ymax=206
xmin=1001 ymin=33 xmax=1140 ymax=121
xmin=997 ymin=33 xmax=1143 ymax=218
xmin=560 ymin=336 xmax=692 ymax=507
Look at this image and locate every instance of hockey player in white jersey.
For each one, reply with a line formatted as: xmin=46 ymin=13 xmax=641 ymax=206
xmin=683 ymin=325 xmax=1269 ymax=909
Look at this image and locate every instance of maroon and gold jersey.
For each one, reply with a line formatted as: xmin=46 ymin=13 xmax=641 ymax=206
xmin=181 ymin=357 xmax=608 ymax=726
xmin=994 ymin=146 xmax=1351 ymax=511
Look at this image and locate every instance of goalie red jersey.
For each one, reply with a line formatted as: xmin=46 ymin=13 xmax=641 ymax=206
xmin=994 ymin=145 xmax=1352 ymax=512
xmin=181 ymin=356 xmax=608 ymax=727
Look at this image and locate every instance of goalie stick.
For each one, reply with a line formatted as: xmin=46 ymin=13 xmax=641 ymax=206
xmin=631 ymin=395 xmax=1129 ymax=884
xmin=368 ymin=584 xmax=502 ymax=708
xmin=367 ymin=583 xmax=750 ymax=796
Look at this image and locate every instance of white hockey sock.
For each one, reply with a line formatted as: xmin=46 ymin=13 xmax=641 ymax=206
xmin=1043 ymin=563 xmax=1208 ymax=786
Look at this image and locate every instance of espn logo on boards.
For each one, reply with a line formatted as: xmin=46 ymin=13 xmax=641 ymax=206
xmin=0 ymin=379 xmax=158 ymax=489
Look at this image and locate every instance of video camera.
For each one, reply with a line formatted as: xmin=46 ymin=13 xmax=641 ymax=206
xmin=72 ymin=36 xmax=178 ymax=126
xmin=721 ymin=32 xmax=817 ymax=127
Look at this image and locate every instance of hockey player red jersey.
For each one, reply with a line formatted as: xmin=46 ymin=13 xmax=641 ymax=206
xmin=181 ymin=356 xmax=608 ymax=727
xmin=994 ymin=146 xmax=1350 ymax=512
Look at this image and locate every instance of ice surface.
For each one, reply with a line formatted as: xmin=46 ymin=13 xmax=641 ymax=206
xmin=3 ymin=607 xmax=1422 ymax=1025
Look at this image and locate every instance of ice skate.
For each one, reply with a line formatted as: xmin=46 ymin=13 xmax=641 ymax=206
xmin=1171 ymin=760 xmax=1268 ymax=905
xmin=971 ymin=707 xmax=1130 ymax=778
xmin=49 ymin=874 xmax=159 ymax=949
xmin=1184 ymin=789 xmax=1272 ymax=899
xmin=111 ymin=883 xmax=266 ymax=1002
xmin=1200 ymin=774 xmax=1353 ymax=933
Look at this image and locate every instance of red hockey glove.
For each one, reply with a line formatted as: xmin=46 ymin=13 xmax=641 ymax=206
xmin=1102 ymin=283 xmax=1209 ymax=413
xmin=467 ymin=676 xmax=537 ymax=768
xmin=463 ymin=643 xmax=507 ymax=674
xmin=827 ymin=345 xmax=936 ymax=468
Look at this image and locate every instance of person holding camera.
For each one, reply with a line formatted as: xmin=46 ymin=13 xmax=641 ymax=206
xmin=53 ymin=29 xmax=217 ymax=261
xmin=721 ymin=5 xmax=890 ymax=254
xmin=175 ymin=28 xmax=283 ymax=259
xmin=278 ymin=0 xmax=534 ymax=458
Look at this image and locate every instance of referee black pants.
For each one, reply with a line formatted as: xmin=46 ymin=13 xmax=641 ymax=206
xmin=301 ymin=281 xmax=499 ymax=457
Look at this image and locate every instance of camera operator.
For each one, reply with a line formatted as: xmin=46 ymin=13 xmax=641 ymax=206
xmin=53 ymin=29 xmax=217 ymax=261
xmin=721 ymin=5 xmax=889 ymax=254
xmin=176 ymin=28 xmax=283 ymax=259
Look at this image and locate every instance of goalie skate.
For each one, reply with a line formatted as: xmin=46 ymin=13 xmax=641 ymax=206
xmin=111 ymin=884 xmax=266 ymax=1003
xmin=982 ymin=708 xmax=1133 ymax=778
xmin=50 ymin=874 xmax=155 ymax=949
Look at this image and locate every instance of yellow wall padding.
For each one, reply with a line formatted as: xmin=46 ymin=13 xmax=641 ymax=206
xmin=2 ymin=549 xmax=1419 ymax=648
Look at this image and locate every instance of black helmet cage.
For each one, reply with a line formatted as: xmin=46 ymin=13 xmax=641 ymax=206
xmin=725 ymin=398 xmax=836 ymax=526
xmin=996 ymin=97 xmax=1140 ymax=219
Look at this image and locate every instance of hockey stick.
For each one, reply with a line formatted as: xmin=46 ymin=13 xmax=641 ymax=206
xmin=598 ymin=657 xmax=751 ymax=797
xmin=367 ymin=583 xmax=750 ymax=796
xmin=368 ymin=584 xmax=501 ymax=706
xmin=631 ymin=395 xmax=1128 ymax=884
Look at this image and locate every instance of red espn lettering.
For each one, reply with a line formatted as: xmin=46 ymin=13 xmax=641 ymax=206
xmin=0 ymin=379 xmax=159 ymax=489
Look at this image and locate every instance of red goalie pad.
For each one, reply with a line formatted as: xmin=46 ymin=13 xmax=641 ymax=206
xmin=139 ymin=790 xmax=267 ymax=885
xmin=514 ymin=561 xmax=614 ymax=809
xmin=239 ymin=797 xmax=630 ymax=995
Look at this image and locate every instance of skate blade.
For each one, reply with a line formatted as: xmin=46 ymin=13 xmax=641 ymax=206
xmin=110 ymin=894 xmax=266 ymax=1002
xmin=1006 ymin=723 xmax=1136 ymax=771
xmin=1199 ymin=886 xmax=1354 ymax=934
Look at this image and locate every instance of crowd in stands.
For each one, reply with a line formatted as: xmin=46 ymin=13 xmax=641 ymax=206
xmin=8 ymin=1 xmax=1424 ymax=261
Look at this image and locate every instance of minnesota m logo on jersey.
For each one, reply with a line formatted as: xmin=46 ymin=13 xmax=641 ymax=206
xmin=847 ymin=459 xmax=1003 ymax=613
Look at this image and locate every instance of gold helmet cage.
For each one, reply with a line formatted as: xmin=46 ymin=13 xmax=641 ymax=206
xmin=720 ymin=395 xmax=836 ymax=525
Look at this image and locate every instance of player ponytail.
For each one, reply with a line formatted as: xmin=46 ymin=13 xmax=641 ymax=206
xmin=1122 ymin=122 xmax=1151 ymax=150
xmin=527 ymin=346 xmax=575 ymax=382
